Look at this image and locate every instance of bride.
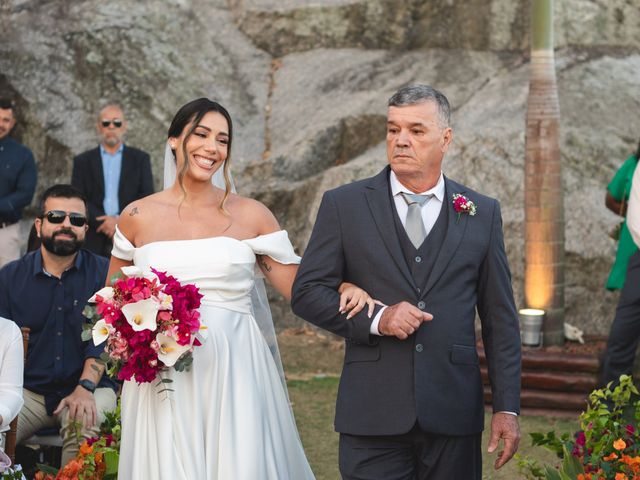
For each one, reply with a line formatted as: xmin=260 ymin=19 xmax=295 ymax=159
xmin=106 ymin=98 xmax=374 ymax=479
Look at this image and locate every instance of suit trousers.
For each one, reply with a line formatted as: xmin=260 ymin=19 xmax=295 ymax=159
xmin=339 ymin=423 xmax=482 ymax=480
xmin=0 ymin=222 xmax=21 ymax=268
xmin=16 ymin=388 xmax=117 ymax=466
xmin=602 ymin=251 xmax=640 ymax=386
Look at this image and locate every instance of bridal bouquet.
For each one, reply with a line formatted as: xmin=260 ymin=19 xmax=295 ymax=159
xmin=82 ymin=267 xmax=204 ymax=384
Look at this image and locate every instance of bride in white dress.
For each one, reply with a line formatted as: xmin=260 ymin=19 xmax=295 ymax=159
xmin=106 ymin=98 xmax=375 ymax=479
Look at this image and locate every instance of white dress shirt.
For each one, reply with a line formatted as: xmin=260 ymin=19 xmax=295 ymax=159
xmin=0 ymin=317 xmax=23 ymax=432
xmin=369 ymin=171 xmax=445 ymax=336
xmin=627 ymin=165 xmax=640 ymax=249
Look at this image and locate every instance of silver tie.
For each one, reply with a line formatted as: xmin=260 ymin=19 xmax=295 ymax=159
xmin=401 ymin=192 xmax=432 ymax=248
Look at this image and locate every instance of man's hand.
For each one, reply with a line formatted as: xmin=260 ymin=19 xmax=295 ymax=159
xmin=96 ymin=215 xmax=118 ymax=238
xmin=378 ymin=301 xmax=432 ymax=339
xmin=487 ymin=412 xmax=520 ymax=470
xmin=53 ymin=386 xmax=97 ymax=428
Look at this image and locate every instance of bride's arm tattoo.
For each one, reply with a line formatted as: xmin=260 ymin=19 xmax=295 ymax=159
xmin=260 ymin=256 xmax=272 ymax=272
xmin=129 ymin=207 xmax=139 ymax=217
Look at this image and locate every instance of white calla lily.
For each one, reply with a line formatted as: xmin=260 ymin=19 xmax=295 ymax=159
xmin=121 ymin=298 xmax=159 ymax=332
xmin=121 ymin=266 xmax=144 ymax=278
xmin=88 ymin=286 xmax=114 ymax=303
xmin=156 ymin=333 xmax=191 ymax=367
xmin=92 ymin=319 xmax=112 ymax=345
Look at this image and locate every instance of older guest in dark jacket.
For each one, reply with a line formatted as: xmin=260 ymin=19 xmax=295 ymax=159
xmin=72 ymin=104 xmax=153 ymax=257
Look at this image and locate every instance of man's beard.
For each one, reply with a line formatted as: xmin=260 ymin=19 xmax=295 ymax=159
xmin=103 ymin=135 xmax=121 ymax=148
xmin=41 ymin=229 xmax=84 ymax=256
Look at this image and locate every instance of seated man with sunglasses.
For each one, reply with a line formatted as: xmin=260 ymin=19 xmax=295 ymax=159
xmin=72 ymin=104 xmax=153 ymax=257
xmin=0 ymin=184 xmax=117 ymax=467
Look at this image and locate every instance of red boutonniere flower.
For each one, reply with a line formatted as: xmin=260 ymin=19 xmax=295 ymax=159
xmin=452 ymin=194 xmax=477 ymax=223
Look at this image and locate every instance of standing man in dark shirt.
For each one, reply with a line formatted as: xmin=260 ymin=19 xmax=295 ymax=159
xmin=72 ymin=104 xmax=153 ymax=258
xmin=0 ymin=98 xmax=37 ymax=267
xmin=0 ymin=184 xmax=117 ymax=466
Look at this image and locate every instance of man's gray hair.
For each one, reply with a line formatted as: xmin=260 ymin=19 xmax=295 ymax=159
xmin=388 ymin=84 xmax=451 ymax=128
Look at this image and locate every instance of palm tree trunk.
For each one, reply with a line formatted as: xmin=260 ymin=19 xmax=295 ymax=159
xmin=524 ymin=0 xmax=565 ymax=345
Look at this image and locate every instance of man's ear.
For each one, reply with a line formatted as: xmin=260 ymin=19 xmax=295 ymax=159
xmin=441 ymin=127 xmax=453 ymax=152
xmin=34 ymin=218 xmax=42 ymax=238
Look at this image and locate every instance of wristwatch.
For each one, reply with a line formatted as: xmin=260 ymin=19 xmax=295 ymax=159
xmin=78 ymin=379 xmax=97 ymax=393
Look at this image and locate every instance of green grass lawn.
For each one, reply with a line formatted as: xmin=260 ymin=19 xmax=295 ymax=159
xmin=280 ymin=329 xmax=578 ymax=480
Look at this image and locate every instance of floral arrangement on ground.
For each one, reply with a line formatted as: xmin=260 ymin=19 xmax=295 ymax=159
xmin=34 ymin=401 xmax=121 ymax=480
xmin=518 ymin=375 xmax=640 ymax=480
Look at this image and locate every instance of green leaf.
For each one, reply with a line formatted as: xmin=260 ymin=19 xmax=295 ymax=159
xmin=104 ymin=450 xmax=119 ymax=475
xmin=82 ymin=304 xmax=96 ymax=319
xmin=542 ymin=465 xmax=562 ymax=480
xmin=81 ymin=329 xmax=92 ymax=341
xmin=36 ymin=463 xmax=59 ymax=474
xmin=560 ymin=445 xmax=584 ymax=477
xmin=110 ymin=272 xmax=123 ymax=284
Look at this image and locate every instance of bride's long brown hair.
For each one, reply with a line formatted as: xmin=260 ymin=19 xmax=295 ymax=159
xmin=168 ymin=98 xmax=234 ymax=211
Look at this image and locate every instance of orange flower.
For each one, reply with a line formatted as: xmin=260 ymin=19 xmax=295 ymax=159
xmin=604 ymin=452 xmax=619 ymax=461
xmin=614 ymin=439 xmax=628 ymax=451
xmin=79 ymin=441 xmax=93 ymax=456
xmin=95 ymin=451 xmax=104 ymax=464
xmin=58 ymin=458 xmax=82 ymax=478
xmin=615 ymin=473 xmax=629 ymax=480
xmin=621 ymin=455 xmax=635 ymax=465
xmin=34 ymin=473 xmax=55 ymax=480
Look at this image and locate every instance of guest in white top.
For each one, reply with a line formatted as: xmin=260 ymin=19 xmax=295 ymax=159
xmin=0 ymin=317 xmax=23 ymax=446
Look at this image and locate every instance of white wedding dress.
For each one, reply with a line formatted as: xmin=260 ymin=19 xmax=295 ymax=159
xmin=112 ymin=227 xmax=315 ymax=480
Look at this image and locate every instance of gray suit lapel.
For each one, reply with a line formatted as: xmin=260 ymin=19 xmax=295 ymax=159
xmin=422 ymin=177 xmax=470 ymax=298
xmin=365 ymin=167 xmax=416 ymax=288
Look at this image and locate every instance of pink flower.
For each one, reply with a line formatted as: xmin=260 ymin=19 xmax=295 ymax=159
xmin=452 ymin=194 xmax=477 ymax=222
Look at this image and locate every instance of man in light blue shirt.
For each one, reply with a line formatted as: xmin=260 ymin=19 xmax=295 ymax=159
xmin=71 ymin=105 xmax=153 ymax=257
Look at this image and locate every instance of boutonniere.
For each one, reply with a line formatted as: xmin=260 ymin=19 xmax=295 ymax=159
xmin=452 ymin=194 xmax=477 ymax=222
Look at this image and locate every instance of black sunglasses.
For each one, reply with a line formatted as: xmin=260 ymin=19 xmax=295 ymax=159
xmin=42 ymin=210 xmax=87 ymax=227
xmin=101 ymin=119 xmax=123 ymax=128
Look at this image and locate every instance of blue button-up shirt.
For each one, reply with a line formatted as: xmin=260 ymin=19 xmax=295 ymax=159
xmin=100 ymin=144 xmax=123 ymax=216
xmin=0 ymin=249 xmax=117 ymax=415
xmin=0 ymin=136 xmax=37 ymax=223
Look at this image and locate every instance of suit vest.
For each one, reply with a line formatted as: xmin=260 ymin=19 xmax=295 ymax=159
xmin=390 ymin=190 xmax=449 ymax=291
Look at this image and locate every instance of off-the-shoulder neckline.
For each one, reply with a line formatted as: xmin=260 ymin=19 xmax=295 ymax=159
xmin=115 ymin=226 xmax=285 ymax=250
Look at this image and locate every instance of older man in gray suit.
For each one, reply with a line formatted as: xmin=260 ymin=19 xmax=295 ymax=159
xmin=292 ymin=84 xmax=521 ymax=479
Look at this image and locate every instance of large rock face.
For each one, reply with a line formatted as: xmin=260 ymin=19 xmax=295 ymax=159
xmin=2 ymin=0 xmax=638 ymax=334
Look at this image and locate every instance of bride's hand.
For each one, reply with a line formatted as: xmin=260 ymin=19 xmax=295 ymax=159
xmin=338 ymin=282 xmax=384 ymax=319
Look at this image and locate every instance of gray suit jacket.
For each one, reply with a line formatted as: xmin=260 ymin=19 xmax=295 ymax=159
xmin=291 ymin=166 xmax=521 ymax=436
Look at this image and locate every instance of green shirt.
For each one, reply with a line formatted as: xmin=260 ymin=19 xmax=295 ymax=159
xmin=606 ymin=154 xmax=639 ymax=290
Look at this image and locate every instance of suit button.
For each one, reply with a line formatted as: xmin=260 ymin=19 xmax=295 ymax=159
xmin=415 ymin=256 xmax=422 ymax=263
xmin=418 ymin=301 xmax=426 ymax=310
xmin=415 ymin=344 xmax=424 ymax=353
